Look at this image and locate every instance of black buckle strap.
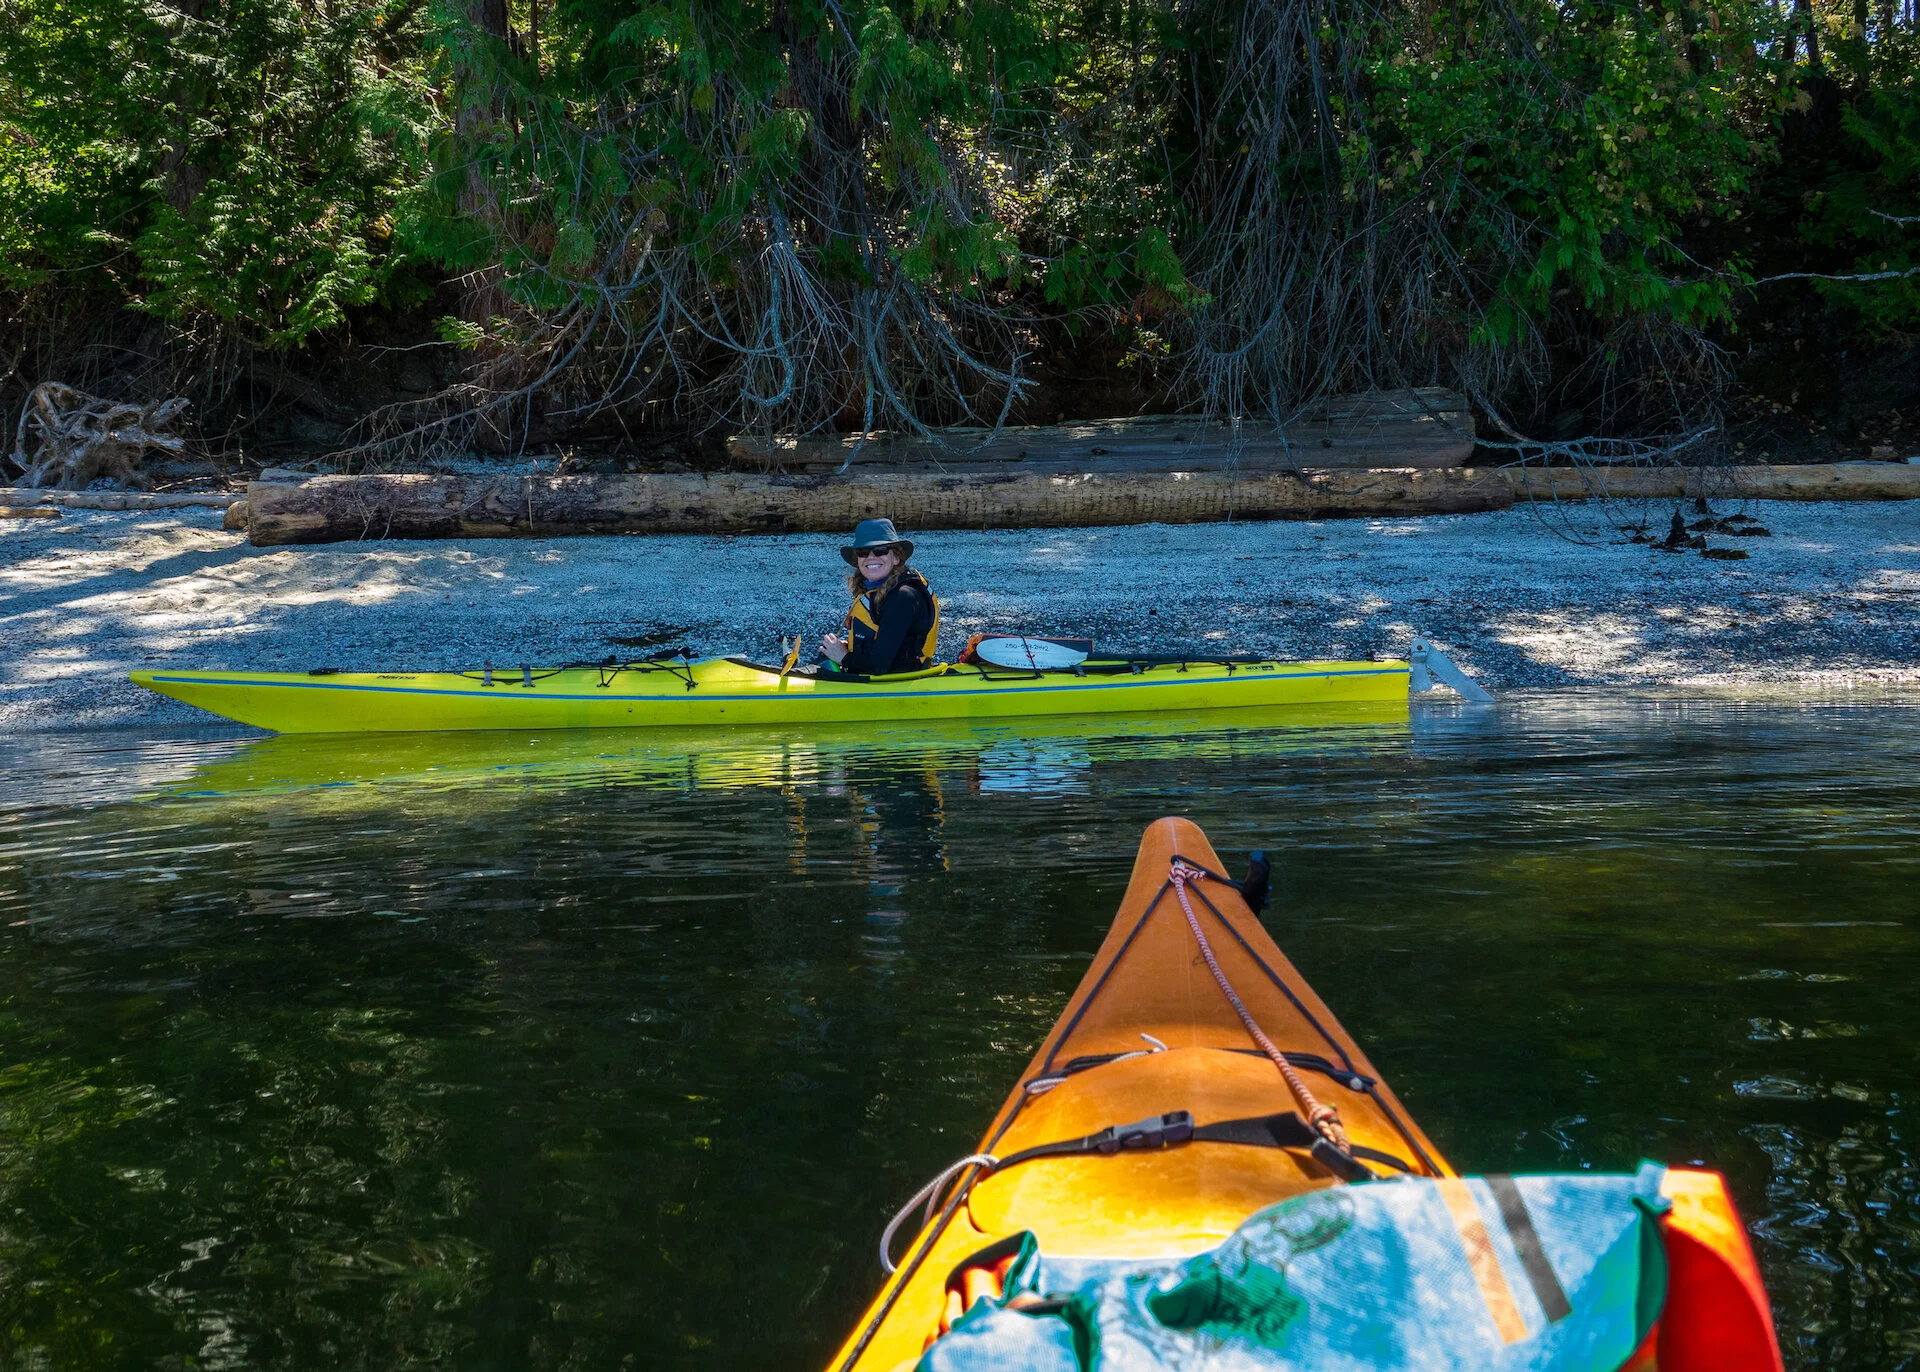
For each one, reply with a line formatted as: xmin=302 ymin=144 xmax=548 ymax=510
xmin=1105 ymin=1112 xmax=1190 ymax=1151
xmin=1310 ymin=1138 xmax=1375 ymax=1183
xmin=1101 ymin=1110 xmax=1195 ymax=1152
xmin=1189 ymin=1111 xmax=1316 ymax=1150
xmin=1350 ymin=1144 xmax=1414 ymax=1174
xmin=992 ymin=1111 xmax=1195 ymax=1171
xmin=1190 ymin=1114 xmax=1385 ymax=1182
xmin=986 ymin=1109 xmax=1417 ymax=1181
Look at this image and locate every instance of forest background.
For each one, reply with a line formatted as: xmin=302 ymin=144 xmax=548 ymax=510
xmin=1 ymin=0 xmax=1916 ymax=470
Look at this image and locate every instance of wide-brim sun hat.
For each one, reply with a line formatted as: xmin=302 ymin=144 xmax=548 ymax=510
xmin=841 ymin=518 xmax=913 ymax=565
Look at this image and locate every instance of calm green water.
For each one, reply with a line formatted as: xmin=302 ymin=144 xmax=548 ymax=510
xmin=1 ymin=695 xmax=1916 ymax=1371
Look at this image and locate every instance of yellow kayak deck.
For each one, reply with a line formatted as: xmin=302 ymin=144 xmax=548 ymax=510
xmin=131 ymin=654 xmax=1410 ymax=734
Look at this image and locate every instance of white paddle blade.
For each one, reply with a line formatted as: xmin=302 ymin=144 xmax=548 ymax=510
xmin=974 ymin=636 xmax=1090 ymax=670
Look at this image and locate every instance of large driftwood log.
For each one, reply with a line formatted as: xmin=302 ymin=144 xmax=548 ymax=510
xmin=1498 ymin=461 xmax=1920 ymax=502
xmin=0 ymin=487 xmax=241 ymax=510
xmin=244 ymin=462 xmax=1920 ymax=547
xmin=247 ymin=468 xmax=1512 ymax=545
xmin=728 ymin=388 xmax=1475 ymax=473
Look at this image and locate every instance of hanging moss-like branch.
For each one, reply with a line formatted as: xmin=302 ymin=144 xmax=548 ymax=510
xmin=402 ymin=0 xmax=1184 ymax=451
xmin=1172 ymin=0 xmax=1770 ymax=434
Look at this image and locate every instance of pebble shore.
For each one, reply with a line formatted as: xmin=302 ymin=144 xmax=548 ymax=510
xmin=2 ymin=501 xmax=1916 ymax=731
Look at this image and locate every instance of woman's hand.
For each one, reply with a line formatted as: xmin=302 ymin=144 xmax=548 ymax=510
xmin=821 ymin=632 xmax=848 ymax=665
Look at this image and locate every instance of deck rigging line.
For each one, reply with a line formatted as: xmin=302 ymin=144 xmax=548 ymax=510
xmin=1169 ymin=859 xmax=1354 ymax=1158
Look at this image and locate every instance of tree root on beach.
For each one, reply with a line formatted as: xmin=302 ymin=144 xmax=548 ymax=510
xmin=7 ymin=382 xmax=190 ymax=490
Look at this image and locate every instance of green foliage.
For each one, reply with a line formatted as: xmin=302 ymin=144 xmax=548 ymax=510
xmin=1798 ymin=41 xmax=1920 ymax=329
xmin=436 ymin=315 xmax=489 ymax=349
xmin=0 ymin=0 xmax=434 ymax=348
xmin=380 ymin=0 xmax=1197 ymax=429
xmin=2 ymin=0 xmax=1915 ymax=424
xmin=420 ymin=0 xmax=1176 ymax=297
xmin=1366 ymin=0 xmax=1771 ymax=349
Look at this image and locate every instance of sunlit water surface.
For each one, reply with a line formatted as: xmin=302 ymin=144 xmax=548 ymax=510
xmin=1 ymin=694 xmax=1915 ymax=1370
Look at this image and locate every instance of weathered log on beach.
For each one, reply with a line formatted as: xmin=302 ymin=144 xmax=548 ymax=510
xmin=0 ymin=487 xmax=242 ymax=510
xmin=246 ymin=467 xmax=1513 ymax=545
xmin=729 ymin=388 xmax=1476 ymax=472
xmin=243 ymin=461 xmax=1920 ymax=546
xmin=1498 ymin=461 xmax=1920 ymax=502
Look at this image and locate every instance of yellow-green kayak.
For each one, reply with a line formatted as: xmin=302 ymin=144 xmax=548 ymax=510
xmin=131 ymin=654 xmax=1410 ymax=734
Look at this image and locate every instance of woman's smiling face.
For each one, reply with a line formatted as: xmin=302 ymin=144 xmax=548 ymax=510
xmin=855 ymin=547 xmax=900 ymax=582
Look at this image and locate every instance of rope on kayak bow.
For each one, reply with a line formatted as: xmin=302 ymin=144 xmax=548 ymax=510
xmin=1168 ymin=860 xmax=1353 ymax=1157
xmin=879 ymin=1153 xmax=999 ymax=1274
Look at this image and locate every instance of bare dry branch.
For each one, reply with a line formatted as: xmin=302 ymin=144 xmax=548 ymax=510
xmin=7 ymin=382 xmax=189 ymax=490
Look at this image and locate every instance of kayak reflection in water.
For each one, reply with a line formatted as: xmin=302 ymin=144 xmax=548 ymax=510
xmin=820 ymin=519 xmax=942 ymax=676
xmin=783 ymin=754 xmax=949 ymax=966
xmin=856 ymin=764 xmax=949 ymax=962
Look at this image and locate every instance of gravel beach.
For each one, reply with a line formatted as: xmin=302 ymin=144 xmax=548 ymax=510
xmin=2 ymin=500 xmax=1915 ymax=731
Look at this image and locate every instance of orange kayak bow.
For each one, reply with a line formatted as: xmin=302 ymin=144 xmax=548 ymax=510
xmin=828 ymin=817 xmax=1784 ymax=1372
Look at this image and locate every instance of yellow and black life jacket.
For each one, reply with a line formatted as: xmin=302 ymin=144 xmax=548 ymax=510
xmin=844 ymin=568 xmax=941 ymax=673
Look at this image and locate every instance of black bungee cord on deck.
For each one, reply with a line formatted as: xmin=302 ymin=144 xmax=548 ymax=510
xmin=453 ymin=648 xmax=702 ymax=691
xmin=967 ymin=655 xmax=1280 ymax=683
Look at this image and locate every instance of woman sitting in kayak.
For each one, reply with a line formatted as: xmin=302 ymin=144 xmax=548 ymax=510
xmin=821 ymin=519 xmax=941 ymax=675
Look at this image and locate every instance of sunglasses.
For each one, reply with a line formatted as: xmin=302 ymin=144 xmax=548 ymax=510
xmin=855 ymin=546 xmax=900 ymax=559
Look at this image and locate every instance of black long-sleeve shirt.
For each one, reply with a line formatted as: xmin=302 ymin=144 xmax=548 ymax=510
xmin=843 ymin=582 xmax=933 ymax=675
